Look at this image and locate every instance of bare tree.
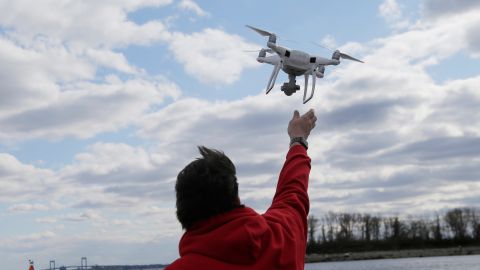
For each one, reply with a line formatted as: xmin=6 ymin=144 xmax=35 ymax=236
xmin=307 ymin=215 xmax=319 ymax=244
xmin=337 ymin=213 xmax=356 ymax=241
xmin=320 ymin=223 xmax=327 ymax=243
xmin=468 ymin=208 xmax=480 ymax=240
xmin=362 ymin=214 xmax=372 ymax=241
xmin=371 ymin=216 xmax=381 ymax=241
xmin=445 ymin=208 xmax=468 ymax=240
xmin=324 ymin=212 xmax=338 ymax=242
xmin=432 ymin=213 xmax=443 ymax=241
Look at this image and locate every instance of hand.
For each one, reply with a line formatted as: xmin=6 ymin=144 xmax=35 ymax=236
xmin=288 ymin=109 xmax=317 ymax=140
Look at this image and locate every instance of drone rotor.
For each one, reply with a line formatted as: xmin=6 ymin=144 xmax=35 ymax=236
xmin=246 ymin=25 xmax=273 ymax=37
xmin=246 ymin=25 xmax=277 ymax=44
xmin=333 ymin=50 xmax=364 ymax=63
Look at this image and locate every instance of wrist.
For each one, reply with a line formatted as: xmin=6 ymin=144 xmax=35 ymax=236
xmin=290 ymin=137 xmax=308 ymax=150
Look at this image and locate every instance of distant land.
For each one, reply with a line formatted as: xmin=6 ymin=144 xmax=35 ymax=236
xmin=305 ymin=246 xmax=480 ymax=263
xmin=41 ymin=264 xmax=168 ymax=270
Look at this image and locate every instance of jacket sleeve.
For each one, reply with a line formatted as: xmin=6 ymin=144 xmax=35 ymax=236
xmin=263 ymin=144 xmax=311 ymax=239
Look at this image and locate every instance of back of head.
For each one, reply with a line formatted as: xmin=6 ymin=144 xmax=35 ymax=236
xmin=175 ymin=146 xmax=240 ymax=230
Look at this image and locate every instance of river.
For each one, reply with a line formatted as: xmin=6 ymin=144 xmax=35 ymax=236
xmin=305 ymin=255 xmax=480 ymax=270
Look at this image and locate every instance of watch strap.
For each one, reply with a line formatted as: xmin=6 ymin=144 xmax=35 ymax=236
xmin=290 ymin=137 xmax=308 ymax=150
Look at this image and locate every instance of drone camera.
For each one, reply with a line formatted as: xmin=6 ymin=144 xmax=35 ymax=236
xmin=281 ymin=79 xmax=300 ymax=96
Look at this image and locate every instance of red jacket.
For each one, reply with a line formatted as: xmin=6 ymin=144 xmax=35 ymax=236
xmin=167 ymin=145 xmax=311 ymax=270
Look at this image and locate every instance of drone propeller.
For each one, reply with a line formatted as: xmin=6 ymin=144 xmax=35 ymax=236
xmin=246 ymin=25 xmax=274 ymax=37
xmin=334 ymin=50 xmax=364 ymax=63
xmin=243 ymin=48 xmax=274 ymax=53
xmin=313 ymin=42 xmax=364 ymax=63
xmin=312 ymin=41 xmax=334 ymax=52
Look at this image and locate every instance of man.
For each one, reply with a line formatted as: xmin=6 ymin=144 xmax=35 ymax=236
xmin=167 ymin=109 xmax=317 ymax=270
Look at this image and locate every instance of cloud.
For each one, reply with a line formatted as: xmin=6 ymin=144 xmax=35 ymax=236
xmin=0 ymin=153 xmax=57 ymax=203
xmin=7 ymin=203 xmax=50 ymax=213
xmin=319 ymin=35 xmax=337 ymax=50
xmin=379 ymin=0 xmax=402 ymax=22
xmin=0 ymin=77 xmax=180 ymax=140
xmin=178 ymin=0 xmax=209 ymax=17
xmin=167 ymin=28 xmax=260 ymax=84
xmin=0 ymin=0 xmax=183 ymax=141
xmin=0 ymin=0 xmax=173 ymax=48
xmin=63 ymin=210 xmax=105 ymax=223
xmin=0 ymin=1 xmax=262 ymax=144
xmin=379 ymin=0 xmax=410 ymax=30
xmin=17 ymin=231 xmax=56 ymax=242
xmin=422 ymin=0 xmax=480 ymax=19
xmin=380 ymin=136 xmax=480 ymax=162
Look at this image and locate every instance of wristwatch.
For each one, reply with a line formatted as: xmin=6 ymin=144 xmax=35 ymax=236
xmin=290 ymin=137 xmax=308 ymax=150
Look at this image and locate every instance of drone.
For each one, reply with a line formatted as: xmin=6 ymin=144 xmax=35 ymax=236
xmin=246 ymin=25 xmax=364 ymax=104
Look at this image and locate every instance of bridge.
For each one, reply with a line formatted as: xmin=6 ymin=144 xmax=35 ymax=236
xmin=40 ymin=257 xmax=167 ymax=270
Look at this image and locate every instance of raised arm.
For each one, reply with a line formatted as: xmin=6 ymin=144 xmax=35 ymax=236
xmin=264 ymin=109 xmax=317 ymax=235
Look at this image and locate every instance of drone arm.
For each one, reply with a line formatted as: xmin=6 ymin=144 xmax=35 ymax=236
xmin=258 ymin=55 xmax=281 ymax=65
xmin=313 ymin=56 xmax=340 ymax=66
xmin=266 ymin=62 xmax=281 ymax=94
xmin=267 ymin=42 xmax=289 ymax=58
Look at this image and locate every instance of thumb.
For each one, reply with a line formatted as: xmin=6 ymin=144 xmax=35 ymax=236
xmin=293 ymin=110 xmax=300 ymax=119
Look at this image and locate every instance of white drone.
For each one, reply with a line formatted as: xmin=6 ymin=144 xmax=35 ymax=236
xmin=246 ymin=25 xmax=364 ymax=104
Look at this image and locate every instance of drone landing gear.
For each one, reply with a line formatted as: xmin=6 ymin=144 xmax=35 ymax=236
xmin=281 ymin=75 xmax=300 ymax=96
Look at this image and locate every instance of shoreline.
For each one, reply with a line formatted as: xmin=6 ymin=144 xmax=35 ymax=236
xmin=305 ymin=246 xmax=480 ymax=263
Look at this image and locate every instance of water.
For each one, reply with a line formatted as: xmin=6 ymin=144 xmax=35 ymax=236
xmin=305 ymin=255 xmax=480 ymax=270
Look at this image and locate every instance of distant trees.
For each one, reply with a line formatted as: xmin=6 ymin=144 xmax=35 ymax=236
xmin=445 ymin=208 xmax=468 ymax=240
xmin=307 ymin=215 xmax=319 ymax=243
xmin=306 ymin=207 xmax=480 ymax=254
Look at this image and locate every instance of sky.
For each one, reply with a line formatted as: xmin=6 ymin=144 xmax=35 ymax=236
xmin=1 ymin=0 xmax=480 ymax=269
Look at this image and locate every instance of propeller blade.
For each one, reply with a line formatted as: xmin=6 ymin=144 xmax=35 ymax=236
xmin=243 ymin=48 xmax=273 ymax=53
xmin=339 ymin=53 xmax=364 ymax=63
xmin=246 ymin=25 xmax=274 ymax=37
xmin=313 ymin=42 xmax=364 ymax=63
xmin=312 ymin=41 xmax=334 ymax=52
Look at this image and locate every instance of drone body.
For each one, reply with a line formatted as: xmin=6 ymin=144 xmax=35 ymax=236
xmin=246 ymin=25 xmax=363 ymax=104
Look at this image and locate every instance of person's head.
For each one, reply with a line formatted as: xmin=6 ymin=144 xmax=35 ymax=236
xmin=175 ymin=146 xmax=240 ymax=230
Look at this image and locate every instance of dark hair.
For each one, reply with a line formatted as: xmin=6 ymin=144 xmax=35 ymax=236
xmin=175 ymin=146 xmax=240 ymax=230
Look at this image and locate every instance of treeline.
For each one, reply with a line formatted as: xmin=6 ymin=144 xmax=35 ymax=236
xmin=307 ymin=207 xmax=480 ymax=254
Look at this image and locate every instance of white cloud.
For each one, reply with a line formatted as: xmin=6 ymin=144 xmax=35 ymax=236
xmin=0 ymin=77 xmax=180 ymax=140
xmin=422 ymin=0 xmax=480 ymax=19
xmin=0 ymin=0 xmax=183 ymax=141
xmin=167 ymin=28 xmax=261 ymax=84
xmin=0 ymin=1 xmax=263 ymax=143
xmin=379 ymin=0 xmax=402 ymax=22
xmin=63 ymin=210 xmax=105 ymax=223
xmin=318 ymin=34 xmax=337 ymax=50
xmin=178 ymin=0 xmax=209 ymax=17
xmin=7 ymin=203 xmax=50 ymax=213
xmin=0 ymin=0 xmax=173 ymax=48
xmin=17 ymin=230 xmax=56 ymax=242
xmin=379 ymin=0 xmax=410 ymax=29
xmin=0 ymin=154 xmax=57 ymax=203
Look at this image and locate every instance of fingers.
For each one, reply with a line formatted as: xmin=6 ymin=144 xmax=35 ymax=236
xmin=292 ymin=109 xmax=317 ymax=129
xmin=293 ymin=110 xmax=300 ymax=119
xmin=310 ymin=115 xmax=317 ymax=129
xmin=305 ymin=109 xmax=317 ymax=130
xmin=302 ymin=108 xmax=315 ymax=119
